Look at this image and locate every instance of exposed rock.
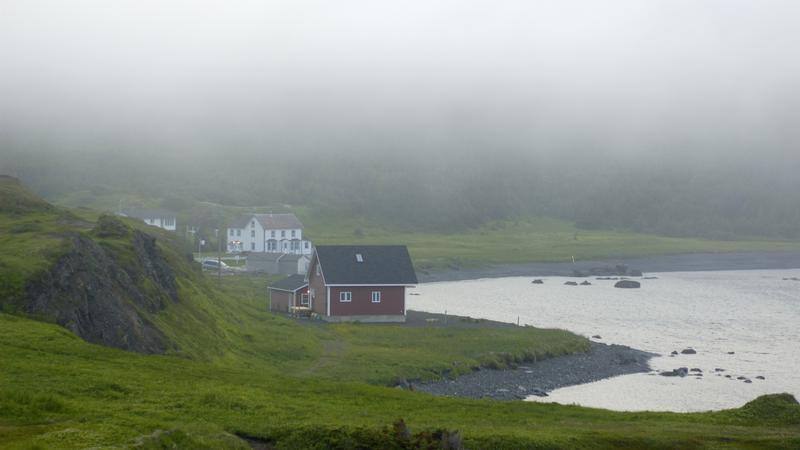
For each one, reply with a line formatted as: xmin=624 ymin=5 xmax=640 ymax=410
xmin=592 ymin=335 xmax=602 ymax=339
xmin=643 ymin=276 xmax=659 ymax=280
xmin=580 ymin=281 xmax=592 ymax=286
xmin=715 ymin=368 xmax=725 ymax=372
xmin=681 ymin=348 xmax=697 ymax=355
xmin=531 ymin=279 xmax=544 ymax=284
xmin=614 ymin=280 xmax=641 ymax=289
xmin=660 ymin=367 xmax=689 ymax=377
xmin=744 ymin=379 xmax=753 ymax=383
xmin=727 ymin=351 xmax=735 ymax=355
xmin=756 ymin=375 xmax=766 ymax=380
xmin=529 ymin=389 xmax=548 ymax=397
xmin=23 ymin=230 xmax=179 ymax=354
xmin=564 ymin=281 xmax=579 ymax=286
xmin=671 ymin=351 xmax=679 ymax=355
xmin=690 ymin=368 xmax=702 ymax=372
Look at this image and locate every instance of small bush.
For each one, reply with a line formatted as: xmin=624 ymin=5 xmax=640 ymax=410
xmin=92 ymin=215 xmax=131 ymax=238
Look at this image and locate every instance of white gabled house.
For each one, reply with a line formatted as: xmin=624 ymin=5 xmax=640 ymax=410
xmin=118 ymin=209 xmax=177 ymax=231
xmin=227 ymin=213 xmax=312 ymax=255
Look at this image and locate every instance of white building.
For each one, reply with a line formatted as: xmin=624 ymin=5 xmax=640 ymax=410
xmin=118 ymin=209 xmax=177 ymax=231
xmin=227 ymin=213 xmax=312 ymax=254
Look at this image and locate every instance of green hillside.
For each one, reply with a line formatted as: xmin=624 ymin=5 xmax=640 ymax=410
xmin=2 ymin=176 xmax=800 ymax=449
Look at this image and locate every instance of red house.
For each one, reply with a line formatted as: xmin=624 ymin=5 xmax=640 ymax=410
xmin=306 ymin=245 xmax=418 ymax=323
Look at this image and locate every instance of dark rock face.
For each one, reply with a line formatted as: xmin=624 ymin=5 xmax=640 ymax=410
xmin=564 ymin=281 xmax=579 ymax=286
xmin=681 ymin=348 xmax=697 ymax=355
xmin=580 ymin=281 xmax=592 ymax=286
xmin=531 ymin=279 xmax=544 ymax=284
xmin=614 ymin=280 xmax=641 ymax=289
xmin=24 ymin=232 xmax=178 ymax=354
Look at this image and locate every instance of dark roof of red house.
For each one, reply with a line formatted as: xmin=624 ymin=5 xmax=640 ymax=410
xmin=268 ymin=274 xmax=308 ymax=292
xmin=315 ymin=245 xmax=418 ymax=285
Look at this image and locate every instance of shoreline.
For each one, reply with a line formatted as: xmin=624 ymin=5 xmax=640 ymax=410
xmin=404 ymin=311 xmax=656 ymax=401
xmin=415 ymin=341 xmax=656 ymax=401
xmin=418 ymin=250 xmax=800 ymax=283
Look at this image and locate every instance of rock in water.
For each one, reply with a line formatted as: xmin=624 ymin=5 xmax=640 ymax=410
xmin=580 ymin=280 xmax=592 ymax=286
xmin=531 ymin=279 xmax=544 ymax=284
xmin=564 ymin=281 xmax=579 ymax=286
xmin=614 ymin=280 xmax=641 ymax=289
xmin=681 ymin=348 xmax=697 ymax=355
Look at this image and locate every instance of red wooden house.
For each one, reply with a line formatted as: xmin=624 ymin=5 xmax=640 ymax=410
xmin=306 ymin=245 xmax=417 ymax=322
xmin=267 ymin=274 xmax=309 ymax=312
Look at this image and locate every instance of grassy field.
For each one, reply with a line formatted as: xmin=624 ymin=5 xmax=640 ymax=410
xmin=2 ymin=274 xmax=800 ymax=449
xmin=298 ymin=213 xmax=800 ymax=271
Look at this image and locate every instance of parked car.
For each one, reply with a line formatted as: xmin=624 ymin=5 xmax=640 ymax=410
xmin=201 ymin=259 xmax=232 ymax=271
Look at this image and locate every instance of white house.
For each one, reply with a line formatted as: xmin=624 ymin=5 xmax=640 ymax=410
xmin=118 ymin=209 xmax=177 ymax=231
xmin=227 ymin=213 xmax=312 ymax=254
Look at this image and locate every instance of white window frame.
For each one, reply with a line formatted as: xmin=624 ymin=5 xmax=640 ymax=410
xmin=250 ymin=242 xmax=255 ymax=250
xmin=371 ymin=291 xmax=381 ymax=303
xmin=339 ymin=291 xmax=352 ymax=302
xmin=301 ymin=293 xmax=309 ymax=306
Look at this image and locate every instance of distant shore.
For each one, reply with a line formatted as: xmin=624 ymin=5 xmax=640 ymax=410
xmin=419 ymin=250 xmax=800 ymax=283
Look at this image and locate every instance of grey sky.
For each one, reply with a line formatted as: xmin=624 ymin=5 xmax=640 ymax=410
xmin=1 ymin=1 xmax=799 ymax=161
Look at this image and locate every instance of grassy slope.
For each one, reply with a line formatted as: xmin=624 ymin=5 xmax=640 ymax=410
xmin=1 ymin=278 xmax=799 ymax=449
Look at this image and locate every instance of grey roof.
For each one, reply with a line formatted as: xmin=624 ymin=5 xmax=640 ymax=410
xmin=230 ymin=213 xmax=303 ymax=230
xmin=316 ymin=245 xmax=418 ymax=285
xmin=119 ymin=208 xmax=176 ymax=219
xmin=269 ymin=274 xmax=308 ymax=292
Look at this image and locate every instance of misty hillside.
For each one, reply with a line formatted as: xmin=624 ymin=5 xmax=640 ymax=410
xmin=4 ymin=151 xmax=800 ymax=240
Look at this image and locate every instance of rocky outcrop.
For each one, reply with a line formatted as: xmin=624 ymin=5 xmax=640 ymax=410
xmin=23 ymin=225 xmax=179 ymax=354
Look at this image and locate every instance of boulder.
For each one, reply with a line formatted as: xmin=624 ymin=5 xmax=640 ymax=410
xmin=756 ymin=375 xmax=765 ymax=380
xmin=531 ymin=279 xmax=544 ymax=284
xmin=660 ymin=367 xmax=689 ymax=377
xmin=592 ymin=335 xmax=602 ymax=339
xmin=690 ymin=368 xmax=702 ymax=373
xmin=744 ymin=379 xmax=753 ymax=383
xmin=614 ymin=280 xmax=641 ymax=289
xmin=681 ymin=348 xmax=697 ymax=355
xmin=580 ymin=281 xmax=592 ymax=286
xmin=564 ymin=281 xmax=579 ymax=286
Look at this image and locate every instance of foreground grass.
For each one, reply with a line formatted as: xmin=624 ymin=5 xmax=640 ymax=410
xmin=2 ymin=274 xmax=800 ymax=449
xmin=298 ymin=214 xmax=800 ymax=271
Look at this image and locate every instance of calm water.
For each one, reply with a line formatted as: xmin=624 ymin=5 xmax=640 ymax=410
xmin=408 ymin=269 xmax=800 ymax=412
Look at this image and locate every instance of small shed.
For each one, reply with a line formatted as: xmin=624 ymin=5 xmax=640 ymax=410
xmin=268 ymin=274 xmax=309 ymax=312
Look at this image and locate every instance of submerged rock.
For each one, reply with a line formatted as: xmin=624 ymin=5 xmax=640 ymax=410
xmin=614 ymin=280 xmax=641 ymax=289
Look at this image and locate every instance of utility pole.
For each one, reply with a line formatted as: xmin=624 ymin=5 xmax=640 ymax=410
xmin=216 ymin=228 xmax=222 ymax=285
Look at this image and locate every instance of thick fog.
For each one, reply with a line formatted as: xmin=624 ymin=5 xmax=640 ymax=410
xmin=2 ymin=1 xmax=799 ymax=161
xmin=1 ymin=1 xmax=799 ymax=237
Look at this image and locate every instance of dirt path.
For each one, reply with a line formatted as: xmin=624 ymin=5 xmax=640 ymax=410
xmin=299 ymin=338 xmax=345 ymax=377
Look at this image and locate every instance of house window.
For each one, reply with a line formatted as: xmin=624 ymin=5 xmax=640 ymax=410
xmin=229 ymin=229 xmax=233 ymax=236
xmin=236 ymin=229 xmax=241 ymax=237
xmin=281 ymin=230 xmax=286 ymax=238
xmin=291 ymin=230 xmax=296 ymax=238
xmin=271 ymin=230 xmax=276 ymax=238
xmin=301 ymin=293 xmax=309 ymax=306
xmin=250 ymin=230 xmax=255 ymax=238
xmin=355 ymin=253 xmax=364 ymax=263
xmin=251 ymin=242 xmax=255 ymax=250
xmin=339 ymin=291 xmax=352 ymax=302
xmin=251 ymin=220 xmax=255 ymax=228
xmin=371 ymin=291 xmax=381 ymax=303
xmin=267 ymin=240 xmax=277 ymax=251
xmin=305 ymin=242 xmax=310 ymax=249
